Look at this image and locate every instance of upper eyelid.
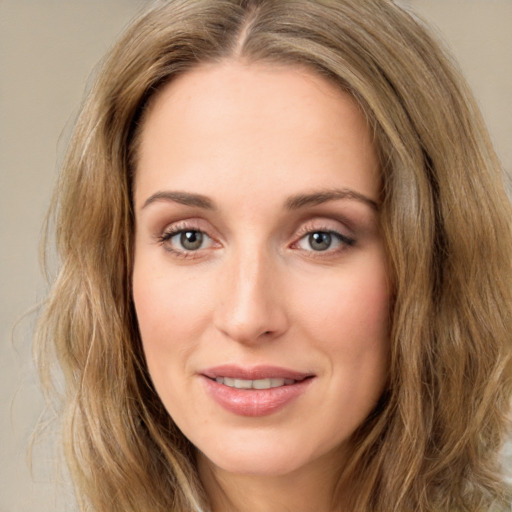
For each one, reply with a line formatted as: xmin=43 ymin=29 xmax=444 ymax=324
xmin=293 ymin=217 xmax=353 ymax=237
xmin=159 ymin=218 xmax=213 ymax=237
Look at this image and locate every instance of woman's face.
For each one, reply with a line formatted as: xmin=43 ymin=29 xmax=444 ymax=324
xmin=132 ymin=61 xmax=390 ymax=479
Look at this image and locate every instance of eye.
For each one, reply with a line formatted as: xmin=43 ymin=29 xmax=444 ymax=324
xmin=304 ymin=232 xmax=333 ymax=251
xmin=295 ymin=230 xmax=355 ymax=252
xmin=158 ymin=227 xmax=215 ymax=254
xmin=177 ymin=230 xmax=205 ymax=251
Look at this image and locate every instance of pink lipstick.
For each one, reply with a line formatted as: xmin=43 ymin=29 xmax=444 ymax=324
xmin=200 ymin=365 xmax=314 ymax=417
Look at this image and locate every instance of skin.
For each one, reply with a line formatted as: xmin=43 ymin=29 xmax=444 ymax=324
xmin=132 ymin=61 xmax=390 ymax=512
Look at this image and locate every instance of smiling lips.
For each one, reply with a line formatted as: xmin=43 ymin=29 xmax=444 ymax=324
xmin=201 ymin=365 xmax=315 ymax=417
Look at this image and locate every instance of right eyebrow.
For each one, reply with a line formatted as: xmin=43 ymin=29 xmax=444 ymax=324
xmin=141 ymin=190 xmax=216 ymax=211
xmin=285 ymin=188 xmax=379 ymax=211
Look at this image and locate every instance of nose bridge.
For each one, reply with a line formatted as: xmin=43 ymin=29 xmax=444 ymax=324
xmin=214 ymin=242 xmax=287 ymax=343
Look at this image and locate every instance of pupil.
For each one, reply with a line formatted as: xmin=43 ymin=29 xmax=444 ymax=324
xmin=180 ymin=231 xmax=203 ymax=250
xmin=309 ymin=232 xmax=331 ymax=251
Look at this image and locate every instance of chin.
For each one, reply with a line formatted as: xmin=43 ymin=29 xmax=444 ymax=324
xmin=195 ymin=429 xmax=333 ymax=478
xmin=205 ymin=449 xmax=305 ymax=477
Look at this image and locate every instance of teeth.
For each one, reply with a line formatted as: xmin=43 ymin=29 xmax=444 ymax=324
xmin=214 ymin=377 xmax=296 ymax=389
xmin=234 ymin=378 xmax=252 ymax=389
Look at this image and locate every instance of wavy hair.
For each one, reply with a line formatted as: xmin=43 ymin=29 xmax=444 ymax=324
xmin=36 ymin=0 xmax=512 ymax=510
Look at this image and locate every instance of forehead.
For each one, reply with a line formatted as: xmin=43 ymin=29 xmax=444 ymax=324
xmin=134 ymin=61 xmax=380 ymax=208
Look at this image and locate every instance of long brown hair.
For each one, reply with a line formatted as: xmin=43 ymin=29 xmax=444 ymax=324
xmin=36 ymin=0 xmax=512 ymax=510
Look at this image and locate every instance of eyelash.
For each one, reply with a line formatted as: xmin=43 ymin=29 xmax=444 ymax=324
xmin=156 ymin=221 xmax=356 ymax=259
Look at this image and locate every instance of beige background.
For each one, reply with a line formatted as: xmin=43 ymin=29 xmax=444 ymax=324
xmin=1 ymin=1 xmax=511 ymax=511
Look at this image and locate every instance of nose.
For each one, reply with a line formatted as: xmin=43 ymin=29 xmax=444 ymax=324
xmin=213 ymin=248 xmax=289 ymax=345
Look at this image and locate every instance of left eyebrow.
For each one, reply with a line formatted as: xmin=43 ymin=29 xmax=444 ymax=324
xmin=141 ymin=190 xmax=216 ymax=211
xmin=285 ymin=188 xmax=379 ymax=210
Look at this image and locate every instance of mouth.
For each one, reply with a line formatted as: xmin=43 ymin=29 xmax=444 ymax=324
xmin=211 ymin=377 xmax=297 ymax=389
xmin=200 ymin=365 xmax=315 ymax=416
xmin=201 ymin=364 xmax=314 ymax=387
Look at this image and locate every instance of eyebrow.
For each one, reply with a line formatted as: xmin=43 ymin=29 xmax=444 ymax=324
xmin=141 ymin=187 xmax=378 ymax=212
xmin=285 ymin=188 xmax=378 ymax=210
xmin=142 ymin=191 xmax=215 ymax=210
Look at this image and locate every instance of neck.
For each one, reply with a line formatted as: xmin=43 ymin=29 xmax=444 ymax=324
xmin=197 ymin=449 xmax=349 ymax=512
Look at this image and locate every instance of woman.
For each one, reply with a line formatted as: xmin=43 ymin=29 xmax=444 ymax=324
xmin=36 ymin=0 xmax=512 ymax=511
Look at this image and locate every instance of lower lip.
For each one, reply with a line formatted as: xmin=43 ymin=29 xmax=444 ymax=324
xmin=201 ymin=376 xmax=313 ymax=417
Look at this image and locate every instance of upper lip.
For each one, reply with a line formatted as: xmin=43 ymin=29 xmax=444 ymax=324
xmin=201 ymin=364 xmax=314 ymax=381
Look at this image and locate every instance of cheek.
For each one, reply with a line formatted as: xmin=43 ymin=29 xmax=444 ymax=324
xmin=132 ymin=257 xmax=210 ymax=379
xmin=296 ymin=255 xmax=390 ymax=346
xmin=131 ymin=260 xmax=212 ymax=427
xmin=133 ymin=276 xmax=177 ymax=356
xmin=133 ymin=256 xmax=211 ymax=337
xmin=294 ymin=254 xmax=390 ymax=401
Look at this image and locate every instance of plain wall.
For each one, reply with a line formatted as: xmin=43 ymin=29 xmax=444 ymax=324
xmin=1 ymin=1 xmax=511 ymax=511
